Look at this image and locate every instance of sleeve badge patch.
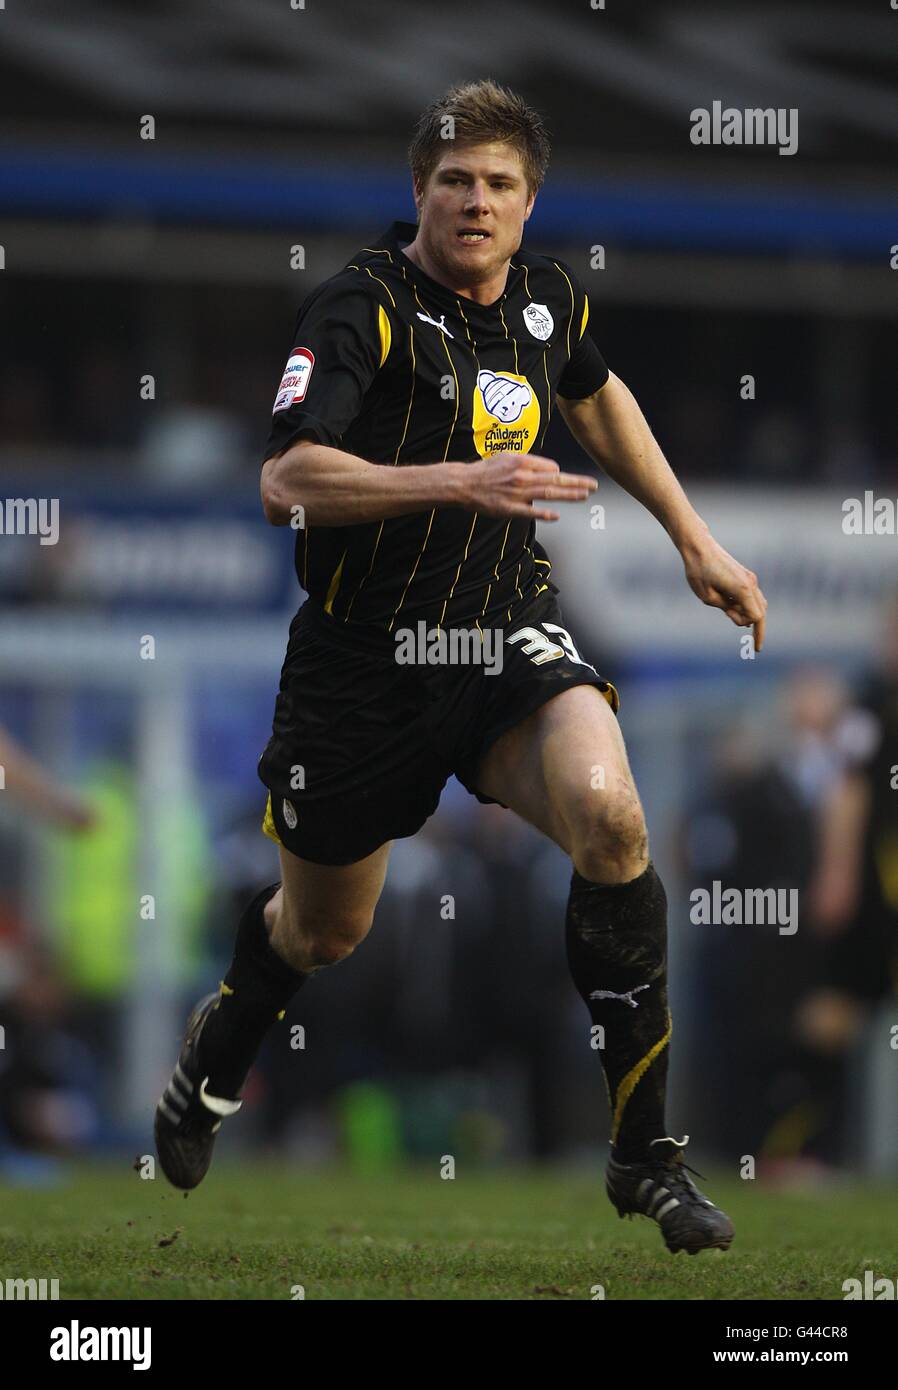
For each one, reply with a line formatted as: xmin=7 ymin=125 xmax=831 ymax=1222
xmin=273 ymin=347 xmax=315 ymax=413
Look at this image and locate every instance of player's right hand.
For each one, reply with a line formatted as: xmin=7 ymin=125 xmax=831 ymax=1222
xmin=459 ymin=452 xmax=597 ymax=522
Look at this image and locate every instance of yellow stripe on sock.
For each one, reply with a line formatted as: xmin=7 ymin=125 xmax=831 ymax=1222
xmin=219 ymin=981 xmax=234 ymax=996
xmin=611 ymin=1011 xmax=672 ymax=1144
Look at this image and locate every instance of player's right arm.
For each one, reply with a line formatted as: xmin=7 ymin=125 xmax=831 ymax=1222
xmin=261 ymin=439 xmax=595 ymax=527
xmin=260 ymin=274 xmax=595 ymax=527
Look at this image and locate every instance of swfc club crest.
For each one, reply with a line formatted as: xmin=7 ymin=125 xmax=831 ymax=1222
xmin=523 ymin=302 xmax=554 ymax=341
xmin=472 ymin=369 xmax=540 ymax=457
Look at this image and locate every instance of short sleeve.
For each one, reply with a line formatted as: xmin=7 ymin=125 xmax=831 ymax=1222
xmin=556 ymin=272 xmax=609 ymax=400
xmin=262 ymin=275 xmax=386 ymax=462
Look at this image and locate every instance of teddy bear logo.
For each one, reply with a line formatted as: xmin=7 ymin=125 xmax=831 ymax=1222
xmin=476 ymin=370 xmax=533 ymax=423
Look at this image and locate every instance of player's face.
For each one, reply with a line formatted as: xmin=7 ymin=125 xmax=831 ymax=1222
xmin=414 ymin=142 xmax=535 ymax=287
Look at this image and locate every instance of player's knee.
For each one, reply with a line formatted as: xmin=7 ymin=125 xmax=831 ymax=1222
xmin=572 ymin=786 xmax=648 ymax=883
xmin=274 ymin=902 xmax=373 ymax=971
xmin=304 ymin=913 xmax=371 ymax=967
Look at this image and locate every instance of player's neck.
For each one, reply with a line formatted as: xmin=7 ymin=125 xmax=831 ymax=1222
xmin=401 ymin=237 xmax=509 ymax=306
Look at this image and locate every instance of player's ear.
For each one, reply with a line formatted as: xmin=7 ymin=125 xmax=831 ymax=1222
xmin=523 ymin=189 xmax=536 ymax=221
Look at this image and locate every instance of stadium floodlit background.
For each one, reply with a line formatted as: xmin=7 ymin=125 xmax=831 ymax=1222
xmin=1 ymin=0 xmax=897 ymax=1207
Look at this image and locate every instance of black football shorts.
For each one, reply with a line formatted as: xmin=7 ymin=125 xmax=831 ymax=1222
xmin=258 ymin=587 xmax=619 ymax=865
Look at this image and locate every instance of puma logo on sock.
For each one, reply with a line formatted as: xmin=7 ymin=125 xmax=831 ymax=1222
xmin=589 ymin=984 xmax=650 ymax=1009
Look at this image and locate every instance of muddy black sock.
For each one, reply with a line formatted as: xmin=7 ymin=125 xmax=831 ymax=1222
xmin=196 ymin=882 xmax=308 ymax=1097
xmin=566 ymin=861 xmax=671 ymax=1163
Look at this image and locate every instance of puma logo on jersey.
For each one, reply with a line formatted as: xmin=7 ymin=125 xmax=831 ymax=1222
xmin=416 ymin=311 xmax=454 ymax=339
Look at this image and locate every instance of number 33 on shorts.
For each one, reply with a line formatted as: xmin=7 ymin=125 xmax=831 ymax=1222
xmin=506 ymin=621 xmax=597 ymax=672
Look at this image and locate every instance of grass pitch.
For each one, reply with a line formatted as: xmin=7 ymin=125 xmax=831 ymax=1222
xmin=0 ymin=1160 xmax=893 ymax=1300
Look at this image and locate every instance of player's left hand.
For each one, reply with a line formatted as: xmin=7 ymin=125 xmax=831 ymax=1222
xmin=681 ymin=537 xmax=768 ymax=651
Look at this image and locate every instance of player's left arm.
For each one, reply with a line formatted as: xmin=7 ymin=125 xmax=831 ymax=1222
xmin=557 ymin=371 xmax=768 ymax=650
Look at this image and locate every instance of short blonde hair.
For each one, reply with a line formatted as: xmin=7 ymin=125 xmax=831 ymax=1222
xmin=408 ymin=79 xmax=551 ymax=198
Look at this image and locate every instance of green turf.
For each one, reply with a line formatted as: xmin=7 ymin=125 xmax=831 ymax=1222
xmin=0 ymin=1160 xmax=894 ymax=1300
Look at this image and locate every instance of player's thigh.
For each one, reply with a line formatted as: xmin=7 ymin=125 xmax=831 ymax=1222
xmin=474 ymin=684 xmax=641 ymax=854
xmin=272 ymin=838 xmax=393 ymax=943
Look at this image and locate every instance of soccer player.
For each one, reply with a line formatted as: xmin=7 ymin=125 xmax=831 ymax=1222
xmin=155 ymin=80 xmax=766 ymax=1255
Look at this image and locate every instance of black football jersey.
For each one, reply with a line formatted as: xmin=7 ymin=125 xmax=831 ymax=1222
xmin=263 ymin=220 xmax=609 ymax=631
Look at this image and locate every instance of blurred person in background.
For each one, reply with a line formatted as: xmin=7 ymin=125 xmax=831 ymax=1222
xmin=798 ymin=600 xmax=898 ymax=1165
xmin=0 ymin=947 xmax=101 ymax=1181
xmin=682 ymin=668 xmax=863 ymax=1177
xmin=0 ymin=725 xmax=99 ymax=1181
